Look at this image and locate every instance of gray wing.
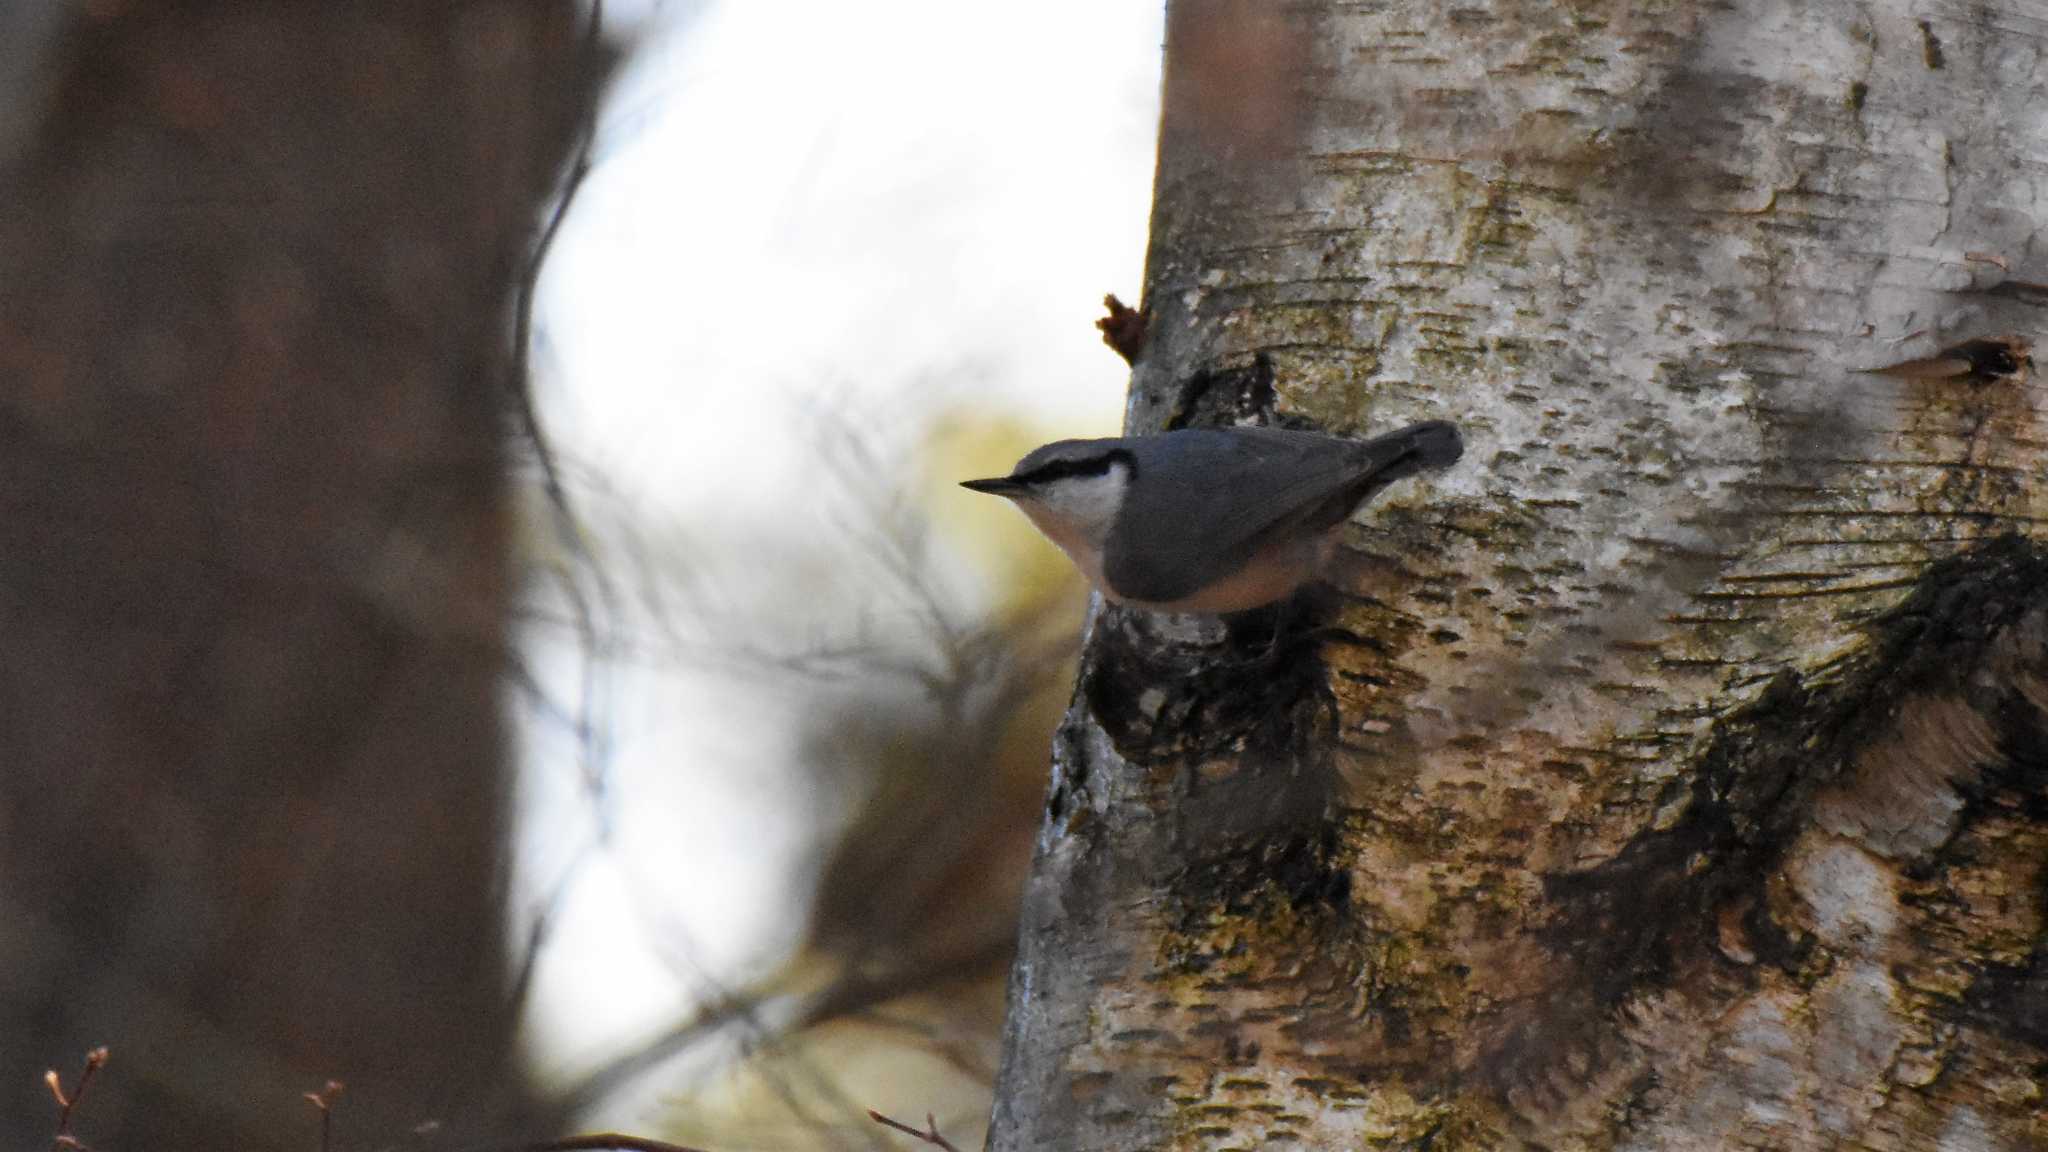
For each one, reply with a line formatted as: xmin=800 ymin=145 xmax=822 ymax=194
xmin=1102 ymin=422 xmax=1457 ymax=604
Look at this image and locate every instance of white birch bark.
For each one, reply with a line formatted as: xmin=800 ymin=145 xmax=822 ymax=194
xmin=991 ymin=1 xmax=2048 ymax=1147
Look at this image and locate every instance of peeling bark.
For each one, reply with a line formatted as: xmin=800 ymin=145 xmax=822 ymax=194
xmin=990 ymin=0 xmax=2048 ymax=1148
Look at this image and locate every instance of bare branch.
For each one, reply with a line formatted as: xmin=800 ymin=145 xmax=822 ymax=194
xmin=866 ymin=1110 xmax=962 ymax=1152
xmin=504 ymin=0 xmax=623 ymax=1029
xmin=550 ymin=938 xmax=1011 ymax=1120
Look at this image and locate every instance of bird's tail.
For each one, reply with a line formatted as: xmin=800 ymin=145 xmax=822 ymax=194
xmin=1359 ymin=419 xmax=1463 ymax=480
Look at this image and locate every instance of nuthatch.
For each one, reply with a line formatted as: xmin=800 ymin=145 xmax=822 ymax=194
xmin=962 ymin=420 xmax=1462 ymax=614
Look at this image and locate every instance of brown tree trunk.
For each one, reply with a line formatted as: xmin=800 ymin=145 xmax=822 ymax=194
xmin=991 ymin=0 xmax=2048 ymax=1148
xmin=0 ymin=6 xmax=594 ymax=1149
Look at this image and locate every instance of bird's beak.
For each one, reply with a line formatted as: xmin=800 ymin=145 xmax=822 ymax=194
xmin=960 ymin=476 xmax=1026 ymax=497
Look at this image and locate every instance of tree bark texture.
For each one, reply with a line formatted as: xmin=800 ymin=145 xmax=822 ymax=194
xmin=993 ymin=1 xmax=2048 ymax=1148
xmin=0 ymin=6 xmax=592 ymax=1149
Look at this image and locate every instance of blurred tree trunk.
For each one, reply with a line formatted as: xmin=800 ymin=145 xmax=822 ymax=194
xmin=0 ymin=6 xmax=594 ymax=1149
xmin=992 ymin=1 xmax=2048 ymax=1148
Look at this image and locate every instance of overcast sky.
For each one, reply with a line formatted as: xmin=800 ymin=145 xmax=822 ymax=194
xmin=519 ymin=1 xmax=1166 ymax=1121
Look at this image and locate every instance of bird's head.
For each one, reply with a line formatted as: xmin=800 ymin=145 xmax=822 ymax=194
xmin=961 ymin=438 xmax=1135 ymax=557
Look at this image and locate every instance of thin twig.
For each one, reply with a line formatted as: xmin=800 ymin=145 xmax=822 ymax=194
xmin=505 ymin=838 xmax=598 ymax=1018
xmin=504 ymin=0 xmax=623 ymax=1028
xmin=511 ymin=0 xmax=604 ymax=427
xmin=45 ymin=1047 xmax=108 ymax=1152
xmin=456 ymin=1134 xmax=714 ymax=1152
xmin=866 ymin=1110 xmax=962 ymax=1152
xmin=303 ymin=1080 xmax=345 ymax=1152
xmin=549 ymin=936 xmax=1011 ymax=1119
xmin=507 ymin=0 xmax=617 ymax=806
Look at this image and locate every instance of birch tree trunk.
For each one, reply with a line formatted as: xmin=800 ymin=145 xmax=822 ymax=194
xmin=991 ymin=1 xmax=2048 ymax=1148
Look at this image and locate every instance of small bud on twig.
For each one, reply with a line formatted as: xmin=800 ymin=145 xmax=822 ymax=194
xmin=46 ymin=1047 xmax=109 ymax=1152
xmin=867 ymin=1108 xmax=963 ymax=1151
xmin=305 ymin=1079 xmax=345 ymax=1152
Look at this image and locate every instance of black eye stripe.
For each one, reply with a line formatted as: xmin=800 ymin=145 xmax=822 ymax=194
xmin=1016 ymin=449 xmax=1135 ymax=486
xmin=1017 ymin=460 xmax=1104 ymax=484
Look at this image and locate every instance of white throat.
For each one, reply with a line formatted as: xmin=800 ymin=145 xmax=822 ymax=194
xmin=1014 ymin=463 xmax=1130 ymax=581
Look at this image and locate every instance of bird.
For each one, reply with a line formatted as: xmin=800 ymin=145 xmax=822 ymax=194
xmin=961 ymin=420 xmax=1461 ymax=614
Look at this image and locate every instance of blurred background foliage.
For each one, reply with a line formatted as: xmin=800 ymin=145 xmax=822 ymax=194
xmin=505 ymin=4 xmax=1161 ymax=1149
xmin=513 ymin=410 xmax=1090 ymax=1149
